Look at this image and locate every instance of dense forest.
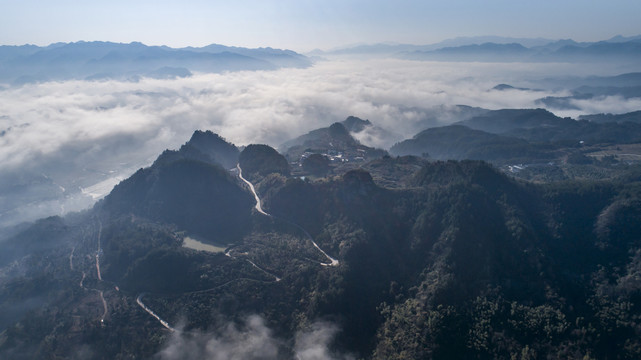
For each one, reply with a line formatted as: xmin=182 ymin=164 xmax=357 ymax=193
xmin=1 ymin=123 xmax=641 ymax=359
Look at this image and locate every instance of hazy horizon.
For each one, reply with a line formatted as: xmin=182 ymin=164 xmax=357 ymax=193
xmin=1 ymin=32 xmax=640 ymax=52
xmin=1 ymin=0 xmax=640 ymax=52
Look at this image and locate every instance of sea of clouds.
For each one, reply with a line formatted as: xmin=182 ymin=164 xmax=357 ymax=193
xmin=1 ymin=58 xmax=639 ymax=226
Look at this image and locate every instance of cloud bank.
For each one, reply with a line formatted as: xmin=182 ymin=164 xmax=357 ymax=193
xmin=0 ymin=58 xmax=639 ymax=226
xmin=2 ymin=59 xmax=627 ymax=171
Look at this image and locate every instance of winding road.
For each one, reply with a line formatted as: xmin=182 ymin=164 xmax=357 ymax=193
xmin=236 ymin=164 xmax=270 ymax=216
xmin=290 ymin=222 xmax=340 ymax=267
xmin=246 ymin=258 xmax=282 ymax=281
xmin=225 ymin=248 xmax=281 ymax=282
xmin=236 ymin=164 xmax=339 ymax=267
xmin=69 ymin=247 xmax=75 ymax=270
xmin=97 ymin=290 xmax=108 ymax=323
xmin=89 ymin=166 xmax=339 ymax=332
xmin=95 ymin=220 xmax=103 ymax=281
xmin=136 ymin=294 xmax=176 ymax=332
xmin=72 ymin=220 xmax=110 ymax=325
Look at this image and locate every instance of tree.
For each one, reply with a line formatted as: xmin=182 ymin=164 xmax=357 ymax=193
xmin=302 ymin=153 xmax=330 ymax=176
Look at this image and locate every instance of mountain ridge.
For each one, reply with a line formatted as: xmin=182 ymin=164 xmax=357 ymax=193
xmin=0 ymin=41 xmax=311 ymax=84
xmin=310 ymin=35 xmax=641 ymax=61
xmin=2 ymin=129 xmax=641 ymax=358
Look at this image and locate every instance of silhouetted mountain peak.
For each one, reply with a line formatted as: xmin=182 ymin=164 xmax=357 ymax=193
xmin=342 ymin=116 xmax=373 ymax=132
xmin=493 ymin=84 xmax=516 ymax=91
xmin=102 ymin=158 xmax=253 ymax=241
xmin=328 ymin=122 xmax=351 ymax=139
xmin=281 ymin=118 xmax=388 ymax=164
xmin=280 ymin=120 xmax=360 ymax=153
xmin=440 ymin=42 xmax=530 ymax=53
xmin=182 ymin=130 xmax=239 ymax=169
xmin=0 ymin=41 xmax=311 ymax=84
xmin=401 ymin=37 xmax=641 ymax=63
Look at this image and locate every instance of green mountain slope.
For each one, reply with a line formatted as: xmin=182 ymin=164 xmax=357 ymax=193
xmin=390 ymin=124 xmax=551 ymax=163
xmin=2 ymin=134 xmax=641 ymax=359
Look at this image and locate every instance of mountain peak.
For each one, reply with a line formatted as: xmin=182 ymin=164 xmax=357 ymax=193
xmin=342 ymin=116 xmax=372 ymax=133
xmin=181 ymin=130 xmax=239 ymax=169
xmin=328 ymin=122 xmax=351 ymax=138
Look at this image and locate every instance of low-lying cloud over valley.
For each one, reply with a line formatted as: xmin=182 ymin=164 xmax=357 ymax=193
xmin=1 ymin=58 xmax=640 ymax=227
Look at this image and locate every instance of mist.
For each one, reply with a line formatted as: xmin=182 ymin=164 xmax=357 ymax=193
xmin=155 ymin=315 xmax=353 ymax=360
xmin=1 ymin=57 xmax=639 ymax=227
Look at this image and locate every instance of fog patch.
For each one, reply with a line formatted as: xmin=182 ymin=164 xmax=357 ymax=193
xmin=155 ymin=315 xmax=350 ymax=360
xmin=552 ymin=95 xmax=641 ymax=119
xmin=0 ymin=294 xmax=48 ymax=331
xmin=70 ymin=344 xmax=95 ymax=360
xmin=294 ymin=321 xmax=355 ymax=360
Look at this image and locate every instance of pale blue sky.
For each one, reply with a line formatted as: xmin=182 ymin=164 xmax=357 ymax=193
xmin=1 ymin=0 xmax=640 ymax=51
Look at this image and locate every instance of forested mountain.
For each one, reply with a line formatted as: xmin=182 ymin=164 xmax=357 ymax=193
xmin=389 ymin=124 xmax=554 ymax=163
xmin=390 ymin=108 xmax=641 ymax=185
xmin=457 ymin=108 xmax=641 ymax=143
xmin=280 ymin=119 xmax=388 ymax=167
xmin=1 ymin=129 xmax=641 ymax=359
xmin=179 ymin=130 xmax=241 ymax=170
xmin=239 ymin=144 xmax=291 ymax=180
xmin=579 ymin=110 xmax=641 ymax=124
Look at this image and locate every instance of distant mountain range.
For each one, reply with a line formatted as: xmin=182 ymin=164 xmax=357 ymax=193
xmin=309 ymin=36 xmax=559 ymax=56
xmin=405 ymin=39 xmax=641 ymax=63
xmin=312 ymin=35 xmax=641 ymax=63
xmin=0 ymin=41 xmax=311 ymax=84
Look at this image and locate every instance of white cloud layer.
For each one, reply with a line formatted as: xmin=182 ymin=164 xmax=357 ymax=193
xmin=0 ymin=58 xmax=639 ymax=226
xmin=2 ymin=59 xmax=629 ymax=172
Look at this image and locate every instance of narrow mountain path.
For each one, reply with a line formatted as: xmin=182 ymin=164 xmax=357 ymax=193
xmin=236 ymin=164 xmax=339 ymax=267
xmin=135 ymin=273 xmax=281 ymax=331
xmin=225 ymin=248 xmax=281 ymax=282
xmin=289 ymin=222 xmax=340 ymax=267
xmin=69 ymin=246 xmax=75 ymax=271
xmin=73 ymin=219 xmax=111 ymax=324
xmin=95 ymin=219 xmax=103 ymax=281
xmin=245 ymin=258 xmax=282 ymax=281
xmin=136 ymin=293 xmax=176 ymax=332
xmin=98 ymin=290 xmax=108 ymax=323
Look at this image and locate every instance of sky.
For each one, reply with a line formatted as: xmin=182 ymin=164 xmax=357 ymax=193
xmin=1 ymin=0 xmax=640 ymax=51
